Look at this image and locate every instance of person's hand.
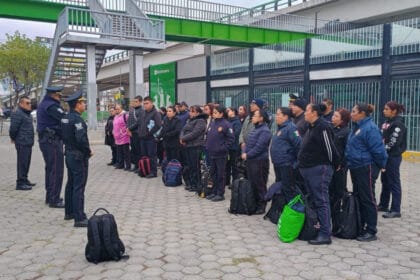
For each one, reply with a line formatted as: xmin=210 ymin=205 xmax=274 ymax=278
xmin=11 ymin=140 xmax=14 ymax=144
xmin=126 ymin=129 xmax=132 ymax=137
xmin=381 ymin=168 xmax=386 ymax=173
xmin=336 ymin=165 xmax=341 ymax=171
xmin=241 ymin=153 xmax=247 ymax=161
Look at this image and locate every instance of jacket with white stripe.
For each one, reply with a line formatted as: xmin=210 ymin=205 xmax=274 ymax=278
xmin=298 ymin=117 xmax=341 ymax=168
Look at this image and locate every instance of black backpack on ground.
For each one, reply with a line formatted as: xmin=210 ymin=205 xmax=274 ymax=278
xmin=264 ymin=193 xmax=288 ymax=224
xmin=199 ymin=159 xmax=213 ymax=198
xmin=85 ymin=208 xmax=129 ymax=264
xmin=332 ymin=192 xmax=361 ymax=239
xmin=298 ymin=194 xmax=320 ymax=241
xmin=228 ymin=178 xmax=257 ymax=215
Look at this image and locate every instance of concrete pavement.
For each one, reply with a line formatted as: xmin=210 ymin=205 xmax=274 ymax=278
xmin=1 ymin=136 xmax=420 ymax=279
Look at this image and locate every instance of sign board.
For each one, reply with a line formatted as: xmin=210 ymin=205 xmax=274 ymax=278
xmin=149 ymin=62 xmax=176 ymax=108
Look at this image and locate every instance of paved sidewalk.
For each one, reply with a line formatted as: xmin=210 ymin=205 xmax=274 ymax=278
xmin=1 ymin=137 xmax=420 ymax=279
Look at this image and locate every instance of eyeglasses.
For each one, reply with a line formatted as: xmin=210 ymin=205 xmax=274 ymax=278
xmin=24 ymin=102 xmax=31 ymax=105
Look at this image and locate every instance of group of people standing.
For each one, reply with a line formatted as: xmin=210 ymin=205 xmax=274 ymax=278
xmin=103 ymin=94 xmax=407 ymax=245
xmin=10 ymin=87 xmax=91 ymax=227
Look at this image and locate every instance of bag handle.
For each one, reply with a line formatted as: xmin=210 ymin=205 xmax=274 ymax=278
xmin=287 ymin=194 xmax=304 ymax=207
xmin=93 ymin=208 xmax=110 ymax=216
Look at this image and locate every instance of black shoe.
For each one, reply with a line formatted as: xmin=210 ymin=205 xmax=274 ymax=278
xmin=188 ymin=188 xmax=199 ymax=192
xmin=383 ymin=212 xmax=401 ymax=219
xmin=64 ymin=214 xmax=74 ymax=220
xmin=115 ymin=166 xmax=124 ymax=169
xmin=356 ymin=232 xmax=377 ymax=242
xmin=107 ymin=162 xmax=114 ymax=166
xmin=211 ymin=195 xmax=225 ymax=202
xmin=26 ymin=181 xmax=36 ymax=187
xmin=49 ymin=201 xmax=65 ymax=208
xmin=377 ymin=205 xmax=389 ymax=212
xmin=16 ymin=185 xmax=32 ymax=191
xmin=124 ymin=168 xmax=131 ymax=171
xmin=74 ymin=219 xmax=88 ymax=227
xmin=206 ymin=194 xmax=216 ymax=200
xmin=308 ymin=235 xmax=332 ymax=245
xmin=145 ymin=174 xmax=157 ymax=178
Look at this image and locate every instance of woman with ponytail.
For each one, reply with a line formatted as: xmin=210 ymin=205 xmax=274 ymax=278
xmin=378 ymin=101 xmax=407 ymax=218
xmin=346 ymin=103 xmax=387 ymax=242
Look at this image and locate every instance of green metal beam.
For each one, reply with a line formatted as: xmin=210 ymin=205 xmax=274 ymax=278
xmin=0 ymin=0 xmax=313 ymax=47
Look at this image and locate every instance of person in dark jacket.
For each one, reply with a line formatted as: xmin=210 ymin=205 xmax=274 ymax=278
xmin=298 ymin=103 xmax=340 ymax=245
xmin=162 ymin=106 xmax=182 ymax=161
xmin=61 ymin=91 xmax=92 ymax=227
xmin=378 ymin=101 xmax=407 ymax=219
xmin=291 ymin=97 xmax=309 ymax=136
xmin=37 ymin=86 xmax=65 ymax=208
xmin=127 ymin=96 xmax=143 ymax=171
xmin=137 ymin=96 xmax=161 ymax=178
xmin=270 ymin=107 xmax=301 ymax=200
xmin=180 ymin=105 xmax=207 ymax=192
xmin=105 ymin=107 xmax=117 ymax=166
xmin=329 ymin=108 xmax=351 ymax=209
xmin=206 ymin=106 xmax=235 ymax=202
xmin=9 ymin=96 xmax=36 ymax=190
xmin=177 ymin=101 xmax=189 ymax=127
xmin=346 ymin=103 xmax=388 ymax=242
xmin=225 ymin=107 xmax=242 ymax=186
xmin=241 ymin=109 xmax=272 ymax=214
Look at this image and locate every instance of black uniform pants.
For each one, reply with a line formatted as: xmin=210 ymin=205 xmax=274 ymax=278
xmin=110 ymin=145 xmax=117 ymax=164
xmin=39 ymin=136 xmax=64 ymax=204
xmin=380 ymin=155 xmax=402 ymax=213
xmin=273 ymin=164 xmax=297 ymax=201
xmin=329 ymin=167 xmax=348 ymax=209
xmin=116 ymin=143 xmax=130 ymax=169
xmin=15 ymin=144 xmax=32 ymax=187
xmin=210 ymin=156 xmax=227 ymax=196
xmin=350 ymin=164 xmax=380 ymax=235
xmin=225 ymin=149 xmax=239 ymax=185
xmin=165 ymin=146 xmax=180 ymax=161
xmin=246 ymin=159 xmax=269 ymax=210
xmin=185 ymin=146 xmax=202 ymax=189
xmin=130 ymin=132 xmax=140 ymax=168
xmin=64 ymin=153 xmax=88 ymax=222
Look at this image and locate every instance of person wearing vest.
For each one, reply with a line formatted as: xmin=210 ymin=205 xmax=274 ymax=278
xmin=378 ymin=101 xmax=407 ymax=219
xmin=61 ymin=91 xmax=92 ymax=227
xmin=37 ymin=86 xmax=65 ymax=208
xmin=9 ymin=96 xmax=36 ymax=190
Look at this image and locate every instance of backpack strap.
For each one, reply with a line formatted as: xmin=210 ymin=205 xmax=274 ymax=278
xmin=102 ymin=215 xmax=121 ymax=261
xmin=93 ymin=208 xmax=109 ymax=216
xmin=86 ymin=217 xmax=102 ymax=264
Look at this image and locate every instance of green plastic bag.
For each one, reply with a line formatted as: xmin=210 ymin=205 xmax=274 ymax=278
xmin=277 ymin=194 xmax=305 ymax=243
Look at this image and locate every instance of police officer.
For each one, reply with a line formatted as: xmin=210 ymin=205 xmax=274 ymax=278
xmin=37 ymin=86 xmax=65 ymax=208
xmin=61 ymin=91 xmax=92 ymax=227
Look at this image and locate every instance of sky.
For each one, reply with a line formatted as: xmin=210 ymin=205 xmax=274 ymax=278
xmin=0 ymin=0 xmax=271 ymax=42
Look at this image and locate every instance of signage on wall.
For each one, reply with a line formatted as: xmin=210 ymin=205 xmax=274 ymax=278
xmin=149 ymin=62 xmax=176 ymax=108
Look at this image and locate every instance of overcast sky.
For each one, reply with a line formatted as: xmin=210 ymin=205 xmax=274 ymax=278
xmin=0 ymin=0 xmax=270 ymax=42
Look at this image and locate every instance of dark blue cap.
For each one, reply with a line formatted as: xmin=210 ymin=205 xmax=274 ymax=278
xmin=46 ymin=86 xmax=64 ymax=95
xmin=64 ymin=90 xmax=86 ymax=103
xmin=251 ymin=98 xmax=264 ymax=109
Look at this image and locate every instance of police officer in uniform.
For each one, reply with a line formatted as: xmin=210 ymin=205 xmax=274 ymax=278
xmin=61 ymin=91 xmax=92 ymax=227
xmin=37 ymin=86 xmax=65 ymax=208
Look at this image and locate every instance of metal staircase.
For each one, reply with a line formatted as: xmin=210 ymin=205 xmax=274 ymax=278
xmin=42 ymin=0 xmax=165 ymax=97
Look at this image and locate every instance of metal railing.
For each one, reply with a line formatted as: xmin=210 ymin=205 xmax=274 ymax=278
xmin=103 ymin=50 xmax=129 ymax=64
xmin=254 ymin=40 xmax=305 ymax=71
xmin=391 ymin=17 xmax=420 ymax=56
xmin=60 ymin=7 xmax=165 ymax=42
xmin=210 ymin=48 xmax=249 ymax=76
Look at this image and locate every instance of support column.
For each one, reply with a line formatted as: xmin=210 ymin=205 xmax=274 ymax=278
xmin=303 ymin=38 xmax=311 ymax=101
xmin=86 ymin=45 xmax=98 ymax=130
xmin=380 ymin=23 xmax=392 ymax=124
xmin=129 ymin=50 xmax=144 ymax=99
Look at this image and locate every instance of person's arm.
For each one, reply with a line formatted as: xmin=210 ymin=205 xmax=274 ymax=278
xmin=367 ymin=128 xmax=388 ymax=169
xmin=246 ymin=129 xmax=271 ymax=159
xmin=74 ymin=120 xmax=92 ymax=156
xmin=9 ymin=111 xmax=22 ymax=142
xmin=46 ymin=104 xmax=65 ymax=121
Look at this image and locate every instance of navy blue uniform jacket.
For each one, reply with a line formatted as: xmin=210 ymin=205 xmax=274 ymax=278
xmin=61 ymin=110 xmax=91 ymax=158
xmin=270 ymin=119 xmax=301 ymax=167
xmin=206 ymin=118 xmax=235 ymax=158
xmin=245 ymin=123 xmax=272 ymax=160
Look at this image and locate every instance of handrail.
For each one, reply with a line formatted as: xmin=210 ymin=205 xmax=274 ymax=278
xmin=103 ymin=50 xmax=129 ymax=64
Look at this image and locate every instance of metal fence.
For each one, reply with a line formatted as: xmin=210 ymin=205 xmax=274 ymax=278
xmin=391 ymin=17 xmax=420 ymax=55
xmin=210 ymin=49 xmax=249 ymax=76
xmin=254 ymin=40 xmax=305 ymax=71
xmin=390 ymin=79 xmax=420 ymax=151
xmin=211 ymin=88 xmax=249 ymax=109
xmin=310 ymin=80 xmax=381 ymax=125
xmin=310 ymin=24 xmax=383 ymax=65
xmin=254 ymin=84 xmax=303 ymax=111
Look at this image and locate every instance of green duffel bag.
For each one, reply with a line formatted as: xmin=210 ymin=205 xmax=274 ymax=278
xmin=277 ymin=194 xmax=305 ymax=243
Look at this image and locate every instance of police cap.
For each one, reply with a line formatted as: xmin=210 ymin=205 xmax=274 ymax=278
xmin=64 ymin=90 xmax=86 ymax=103
xmin=46 ymin=86 xmax=64 ymax=95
